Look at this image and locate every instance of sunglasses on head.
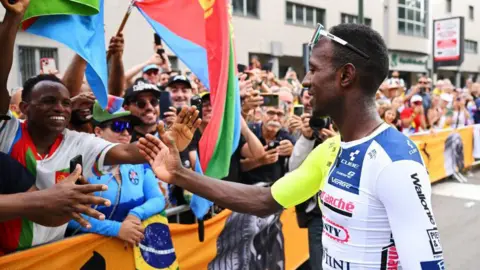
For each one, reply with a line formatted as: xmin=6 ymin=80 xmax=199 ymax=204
xmin=133 ymin=98 xmax=159 ymax=109
xmin=108 ymin=120 xmax=133 ymax=134
xmin=309 ymin=23 xmax=370 ymax=60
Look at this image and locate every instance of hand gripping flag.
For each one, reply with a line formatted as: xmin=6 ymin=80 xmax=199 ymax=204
xmin=21 ymin=0 xmax=109 ymax=108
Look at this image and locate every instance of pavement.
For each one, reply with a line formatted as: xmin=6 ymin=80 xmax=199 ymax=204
xmin=432 ymin=167 xmax=480 ymax=269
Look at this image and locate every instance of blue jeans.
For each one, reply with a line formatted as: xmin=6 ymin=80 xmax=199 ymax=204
xmin=308 ymin=216 xmax=323 ymax=270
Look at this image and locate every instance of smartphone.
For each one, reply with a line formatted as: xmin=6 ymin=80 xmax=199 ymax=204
xmin=293 ymin=105 xmax=304 ymax=117
xmin=260 ymin=94 xmax=280 ymax=107
xmin=267 ymin=140 xmax=280 ymax=150
xmin=237 ymin=64 xmax=247 ymax=73
xmin=69 ymin=155 xmax=83 ymax=184
xmin=40 ymin=58 xmax=57 ymax=74
xmin=154 ymin=33 xmax=162 ymax=46
xmin=159 ymin=91 xmax=173 ymax=119
xmin=190 ymin=95 xmax=203 ymax=119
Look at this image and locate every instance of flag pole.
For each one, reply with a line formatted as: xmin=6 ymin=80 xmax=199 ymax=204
xmin=107 ymin=0 xmax=136 ymax=60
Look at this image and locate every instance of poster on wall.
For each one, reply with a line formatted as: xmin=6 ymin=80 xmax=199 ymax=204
xmin=433 ymin=16 xmax=464 ymax=69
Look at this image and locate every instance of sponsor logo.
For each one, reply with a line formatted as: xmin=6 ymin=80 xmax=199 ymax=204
xmin=323 ymin=216 xmax=350 ymax=243
xmin=330 ymin=177 xmax=353 ymax=190
xmin=380 ymin=235 xmax=400 ymax=270
xmin=320 ymin=192 xmax=355 ymax=217
xmin=407 ymin=140 xmax=418 ymax=155
xmin=349 ymin=150 xmax=360 ymax=161
xmin=328 ymin=172 xmax=360 ymax=194
xmin=420 ymin=259 xmax=445 ymax=270
xmin=427 ymin=228 xmax=443 ymax=255
xmin=133 ymin=81 xmax=159 ymax=92
xmin=335 ymin=170 xmax=355 ymax=179
xmin=340 ymin=159 xmax=359 ymax=169
xmin=367 ymin=149 xmax=377 ymax=159
xmin=412 ymin=173 xmax=436 ymax=225
xmin=323 ymin=248 xmax=351 ymax=270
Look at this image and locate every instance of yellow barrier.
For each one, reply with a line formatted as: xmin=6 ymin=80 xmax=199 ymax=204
xmin=410 ymin=126 xmax=474 ymax=183
xmin=0 ymin=208 xmax=308 ymax=270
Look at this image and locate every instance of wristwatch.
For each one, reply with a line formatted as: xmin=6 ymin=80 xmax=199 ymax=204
xmin=0 ymin=114 xmax=11 ymax=121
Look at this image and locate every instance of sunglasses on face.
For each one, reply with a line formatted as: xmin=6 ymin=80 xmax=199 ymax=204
xmin=108 ymin=120 xmax=133 ymax=134
xmin=145 ymin=70 xmax=159 ymax=76
xmin=133 ymin=98 xmax=159 ymax=109
xmin=309 ymin=23 xmax=370 ymax=60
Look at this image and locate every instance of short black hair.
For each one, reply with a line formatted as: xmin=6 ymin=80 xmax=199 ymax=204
xmin=22 ymin=74 xmax=64 ymax=102
xmin=327 ymin=24 xmax=389 ymax=97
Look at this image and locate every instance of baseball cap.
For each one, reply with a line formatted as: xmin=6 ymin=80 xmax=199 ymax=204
xmin=166 ymin=75 xmax=192 ymax=89
xmin=92 ymin=96 xmax=133 ymax=123
xmin=411 ymin=95 xmax=423 ymax=103
xmin=124 ymin=78 xmax=161 ymax=103
xmin=143 ymin=64 xmax=160 ymax=73
xmin=199 ymin=91 xmax=210 ymax=101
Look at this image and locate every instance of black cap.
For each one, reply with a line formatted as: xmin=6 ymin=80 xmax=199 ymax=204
xmin=124 ymin=78 xmax=161 ymax=103
xmin=166 ymin=75 xmax=192 ymax=89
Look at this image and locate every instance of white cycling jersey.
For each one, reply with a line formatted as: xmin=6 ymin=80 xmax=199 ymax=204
xmin=272 ymin=123 xmax=445 ymax=270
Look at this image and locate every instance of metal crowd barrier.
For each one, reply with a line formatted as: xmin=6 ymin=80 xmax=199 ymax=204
xmin=165 ymin=182 xmax=269 ymax=222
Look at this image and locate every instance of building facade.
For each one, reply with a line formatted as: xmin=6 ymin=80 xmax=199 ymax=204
xmin=431 ymin=0 xmax=480 ymax=86
xmin=3 ymin=0 xmax=476 ymax=91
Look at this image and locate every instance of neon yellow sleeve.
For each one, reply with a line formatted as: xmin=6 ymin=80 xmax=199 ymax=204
xmin=271 ymin=136 xmax=340 ymax=208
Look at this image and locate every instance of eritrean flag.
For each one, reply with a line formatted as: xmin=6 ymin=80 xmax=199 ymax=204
xmin=20 ymin=0 xmax=109 ymax=108
xmin=136 ymin=0 xmax=241 ymax=178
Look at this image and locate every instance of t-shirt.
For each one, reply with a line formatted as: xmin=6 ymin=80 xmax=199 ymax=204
xmin=0 ymin=111 xmax=117 ymax=254
xmin=0 ymin=152 xmax=35 ymax=195
xmin=272 ymin=124 xmax=444 ymax=269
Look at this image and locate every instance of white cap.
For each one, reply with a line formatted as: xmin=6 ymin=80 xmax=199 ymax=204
xmin=440 ymin=93 xmax=453 ymax=103
xmin=411 ymin=95 xmax=423 ymax=103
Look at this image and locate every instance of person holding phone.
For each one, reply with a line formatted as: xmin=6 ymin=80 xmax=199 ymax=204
xmin=68 ymin=100 xmax=165 ymax=246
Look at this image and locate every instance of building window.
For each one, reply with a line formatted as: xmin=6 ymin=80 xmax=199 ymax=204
xmin=446 ymin=0 xmax=451 ymax=13
xmin=469 ymin=6 xmax=474 ymax=20
xmin=341 ymin=13 xmax=372 ymax=26
xmin=232 ymin=0 xmax=258 ymax=17
xmin=465 ymin=40 xmax=478 ymax=54
xmin=398 ymin=0 xmax=428 ymax=37
xmin=285 ymin=2 xmax=325 ymax=27
xmin=18 ymin=46 xmax=58 ymax=83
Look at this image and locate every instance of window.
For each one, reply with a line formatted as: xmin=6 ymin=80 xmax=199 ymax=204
xmin=341 ymin=13 xmax=372 ymax=26
xmin=18 ymin=46 xmax=58 ymax=83
xmin=398 ymin=0 xmax=428 ymax=37
xmin=232 ymin=0 xmax=258 ymax=17
xmin=285 ymin=2 xmax=325 ymax=27
xmin=446 ymin=0 xmax=451 ymax=13
xmin=465 ymin=40 xmax=478 ymax=54
xmin=469 ymin=6 xmax=474 ymax=20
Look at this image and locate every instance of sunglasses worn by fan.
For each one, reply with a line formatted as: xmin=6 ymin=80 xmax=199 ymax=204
xmin=309 ymin=24 xmax=370 ymax=60
xmin=106 ymin=120 xmax=134 ymax=134
xmin=133 ymin=98 xmax=159 ymax=109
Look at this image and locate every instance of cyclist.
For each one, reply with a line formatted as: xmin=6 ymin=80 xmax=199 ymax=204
xmin=138 ymin=23 xmax=444 ymax=270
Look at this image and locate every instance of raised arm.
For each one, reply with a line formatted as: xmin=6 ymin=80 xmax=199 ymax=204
xmin=62 ymin=54 xmax=87 ymax=97
xmin=107 ymin=34 xmax=126 ymax=97
xmin=0 ymin=0 xmax=29 ymax=114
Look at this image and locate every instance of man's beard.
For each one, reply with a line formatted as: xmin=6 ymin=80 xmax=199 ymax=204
xmin=70 ymin=110 xmax=91 ymax=126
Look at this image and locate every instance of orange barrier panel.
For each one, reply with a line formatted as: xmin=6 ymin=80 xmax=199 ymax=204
xmin=0 ymin=208 xmax=308 ymax=270
xmin=410 ymin=126 xmax=474 ymax=183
